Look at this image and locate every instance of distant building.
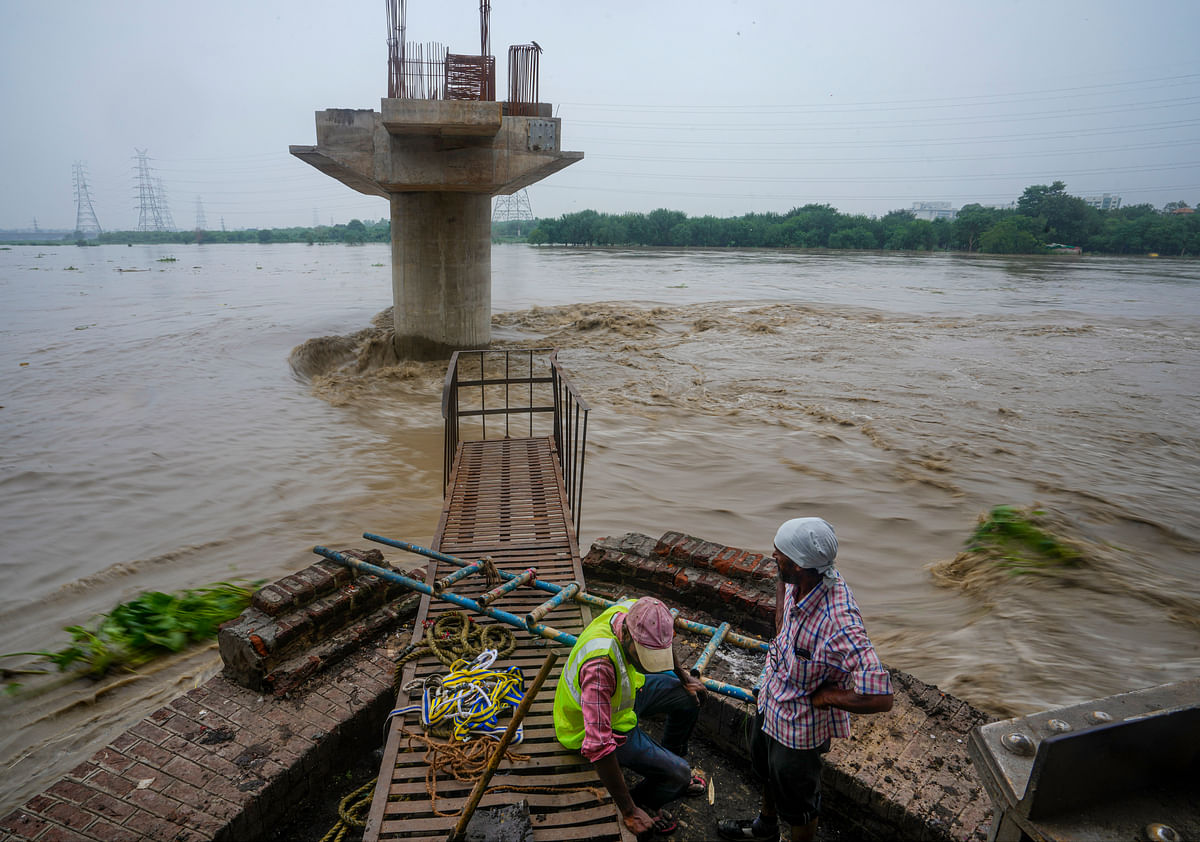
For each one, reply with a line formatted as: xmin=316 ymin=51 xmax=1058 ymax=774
xmin=911 ymin=201 xmax=958 ymax=221
xmin=1083 ymin=193 xmax=1122 ymax=211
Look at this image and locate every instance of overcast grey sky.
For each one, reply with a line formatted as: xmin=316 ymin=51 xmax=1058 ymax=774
xmin=3 ymin=0 xmax=1198 ymax=231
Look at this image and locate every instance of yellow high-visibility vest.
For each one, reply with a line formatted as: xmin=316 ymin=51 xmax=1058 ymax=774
xmin=553 ymin=600 xmax=646 ymax=750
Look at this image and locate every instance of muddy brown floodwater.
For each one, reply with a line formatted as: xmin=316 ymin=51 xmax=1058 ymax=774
xmin=2 ymin=244 xmax=1197 ymax=816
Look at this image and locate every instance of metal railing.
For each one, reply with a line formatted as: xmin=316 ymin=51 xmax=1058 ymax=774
xmin=441 ymin=349 xmax=590 ymax=537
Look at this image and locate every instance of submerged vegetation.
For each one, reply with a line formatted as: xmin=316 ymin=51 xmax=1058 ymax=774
xmin=966 ymin=505 xmax=1084 ymax=575
xmin=929 ymin=505 xmax=1087 ymax=591
xmin=2 ymin=581 xmax=258 ymax=692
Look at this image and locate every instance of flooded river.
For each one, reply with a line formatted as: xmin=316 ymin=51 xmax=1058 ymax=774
xmin=1 ymin=242 xmax=1197 ymax=812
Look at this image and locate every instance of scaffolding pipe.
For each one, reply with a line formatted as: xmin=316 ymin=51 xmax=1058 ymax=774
xmin=525 ymin=582 xmax=579 ymax=628
xmin=690 ymin=621 xmax=731 ymax=677
xmin=434 ymin=560 xmax=485 ymax=593
xmin=478 ymin=568 xmax=536 ymax=606
xmin=363 ymin=531 xmax=770 ymax=652
xmin=313 ymin=546 xmax=577 ymax=647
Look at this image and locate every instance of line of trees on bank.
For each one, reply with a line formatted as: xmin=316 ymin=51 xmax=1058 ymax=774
xmin=519 ymin=183 xmax=1199 ymax=256
xmin=59 ymin=218 xmax=393 ymax=246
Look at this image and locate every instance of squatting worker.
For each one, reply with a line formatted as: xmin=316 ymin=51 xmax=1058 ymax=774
xmin=553 ymin=596 xmax=707 ymax=837
xmin=718 ymin=517 xmax=894 ymax=842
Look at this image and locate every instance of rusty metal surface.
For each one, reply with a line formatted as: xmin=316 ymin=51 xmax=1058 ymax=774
xmin=364 ymin=437 xmax=633 ymax=842
xmin=386 ymin=0 xmax=496 ymax=101
xmin=507 ymin=44 xmax=541 ymax=116
xmin=446 ymin=54 xmax=495 ymax=102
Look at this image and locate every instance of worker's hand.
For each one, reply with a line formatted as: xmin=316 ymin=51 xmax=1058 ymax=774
xmin=682 ymin=673 xmax=706 ymax=703
xmin=622 ymin=806 xmax=655 ymax=835
xmin=811 ymin=681 xmax=842 ymax=709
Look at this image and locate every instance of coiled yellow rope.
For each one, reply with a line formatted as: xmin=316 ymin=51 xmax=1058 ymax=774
xmin=389 ymin=649 xmax=526 ymax=742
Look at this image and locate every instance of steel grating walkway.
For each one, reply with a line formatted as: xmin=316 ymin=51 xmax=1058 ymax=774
xmin=363 ymin=436 xmax=634 ymax=842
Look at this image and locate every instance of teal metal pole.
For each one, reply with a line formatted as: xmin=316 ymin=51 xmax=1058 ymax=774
xmin=313 ymin=546 xmax=577 ymax=647
xmin=690 ymin=621 xmax=731 ymax=677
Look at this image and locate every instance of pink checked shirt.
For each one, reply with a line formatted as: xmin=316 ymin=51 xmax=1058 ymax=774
xmin=577 ymin=613 xmax=629 ymax=762
xmin=758 ymin=571 xmax=892 ymax=750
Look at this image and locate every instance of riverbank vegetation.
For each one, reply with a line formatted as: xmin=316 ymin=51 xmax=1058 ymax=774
xmin=524 ymin=183 xmax=1199 ymax=255
xmin=1 ymin=581 xmax=257 ymax=692
xmin=10 ymin=182 xmax=1198 ymax=255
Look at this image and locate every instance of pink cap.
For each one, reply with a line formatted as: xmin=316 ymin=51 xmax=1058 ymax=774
xmin=626 ymin=597 xmax=674 ymax=673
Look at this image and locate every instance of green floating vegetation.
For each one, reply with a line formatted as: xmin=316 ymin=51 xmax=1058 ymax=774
xmin=967 ymin=505 xmax=1083 ymax=576
xmin=156 ymin=255 xmax=177 ymax=262
xmin=2 ymin=581 xmax=258 ymax=688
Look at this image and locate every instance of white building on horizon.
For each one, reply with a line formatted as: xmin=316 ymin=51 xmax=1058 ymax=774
xmin=1083 ymin=193 xmax=1122 ymax=211
xmin=910 ymin=201 xmax=958 ymax=221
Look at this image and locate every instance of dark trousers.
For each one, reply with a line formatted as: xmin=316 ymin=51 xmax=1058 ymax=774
xmin=612 ymin=673 xmax=700 ymax=810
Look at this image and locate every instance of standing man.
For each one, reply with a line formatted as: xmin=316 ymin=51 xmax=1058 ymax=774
xmin=718 ymin=517 xmax=893 ymax=842
xmin=553 ymin=596 xmax=706 ymax=837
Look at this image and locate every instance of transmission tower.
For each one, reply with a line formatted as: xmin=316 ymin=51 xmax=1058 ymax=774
xmin=155 ymin=178 xmax=176 ymax=231
xmin=194 ymin=196 xmax=207 ymax=231
xmin=492 ymin=190 xmax=534 ymax=223
xmin=73 ymin=162 xmax=102 ymax=237
xmin=133 ymin=149 xmax=175 ymax=231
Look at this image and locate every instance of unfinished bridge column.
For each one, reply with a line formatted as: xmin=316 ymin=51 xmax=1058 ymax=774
xmin=391 ymin=191 xmax=492 ymax=359
xmin=291 ymin=100 xmax=582 ymax=360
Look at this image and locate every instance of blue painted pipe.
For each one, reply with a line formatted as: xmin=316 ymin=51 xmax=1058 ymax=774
xmin=348 ymin=533 xmax=766 ymax=703
xmin=690 ymin=622 xmax=731 ymax=677
xmin=526 ymin=582 xmax=579 ymax=628
xmin=478 ymin=568 xmax=536 ymax=607
xmin=434 ymin=560 xmax=483 ymax=593
xmin=313 ymin=546 xmax=577 ymax=647
xmin=364 ymin=532 xmax=565 ymax=597
xmin=364 ymin=532 xmax=769 ymax=652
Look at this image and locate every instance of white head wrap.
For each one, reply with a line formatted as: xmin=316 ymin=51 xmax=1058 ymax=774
xmin=773 ymin=517 xmax=839 ymax=582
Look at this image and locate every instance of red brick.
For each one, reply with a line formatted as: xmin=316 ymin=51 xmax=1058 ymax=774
xmin=81 ymin=819 xmax=142 ymax=842
xmin=128 ymin=719 xmax=171 ymax=746
xmin=46 ymin=780 xmax=94 ymax=805
xmin=24 ymin=793 xmax=57 ymax=813
xmin=168 ymin=694 xmax=207 ymax=720
xmin=296 ymin=564 xmax=337 ymax=596
xmin=156 ymin=780 xmax=226 ymax=830
xmin=162 ymin=754 xmax=215 ymax=788
xmin=108 ymin=732 xmax=138 ymax=752
xmin=34 ymin=825 xmax=95 ymax=842
xmin=124 ymin=762 xmax=169 ymax=791
xmin=711 ymin=547 xmax=747 ymax=576
xmin=82 ymin=790 xmax=136 ymax=823
xmin=90 ymin=747 xmax=134 ymax=776
xmin=126 ymin=739 xmax=173 ymax=769
xmin=0 ymin=810 xmax=52 ymax=839
xmin=653 ymin=531 xmax=687 ymax=556
xmin=121 ymin=809 xmax=190 ymax=839
xmin=64 ymin=761 xmax=99 ymax=783
xmin=128 ymin=786 xmax=184 ymax=817
xmin=251 ymin=583 xmax=293 ymax=616
xmin=43 ymin=800 xmax=94 ymax=831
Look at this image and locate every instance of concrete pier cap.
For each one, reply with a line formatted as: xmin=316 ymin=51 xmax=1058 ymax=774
xmin=290 ymin=99 xmax=583 ymax=359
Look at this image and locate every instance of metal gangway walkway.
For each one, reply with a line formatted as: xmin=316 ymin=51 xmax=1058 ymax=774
xmin=313 ymin=349 xmax=765 ymax=842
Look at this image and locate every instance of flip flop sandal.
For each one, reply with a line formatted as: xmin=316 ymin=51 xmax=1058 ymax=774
xmin=685 ymin=772 xmax=707 ymax=795
xmin=716 ymin=816 xmax=779 ymax=841
xmin=650 ymin=810 xmax=679 ymax=835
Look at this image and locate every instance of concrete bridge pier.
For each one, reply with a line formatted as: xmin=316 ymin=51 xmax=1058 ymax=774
xmin=291 ymin=101 xmax=582 ymax=360
xmin=391 ymin=191 xmax=492 ymax=359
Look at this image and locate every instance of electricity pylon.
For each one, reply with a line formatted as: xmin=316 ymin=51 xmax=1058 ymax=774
xmin=134 ymin=149 xmax=175 ymax=231
xmin=492 ymin=190 xmax=533 ymax=223
xmin=73 ymin=162 xmax=102 ymax=237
